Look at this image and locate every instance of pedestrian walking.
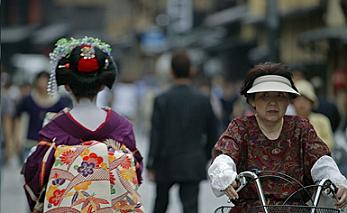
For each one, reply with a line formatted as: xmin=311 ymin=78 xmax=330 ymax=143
xmin=292 ymin=79 xmax=334 ymax=150
xmin=14 ymin=71 xmax=72 ymax=162
xmin=146 ymin=49 xmax=218 ymax=213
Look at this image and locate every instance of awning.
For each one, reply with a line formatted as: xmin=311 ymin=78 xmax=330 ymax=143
xmin=243 ymin=4 xmax=322 ymax=26
xmin=204 ymin=5 xmax=247 ymax=27
xmin=1 ymin=26 xmax=35 ymax=43
xmin=299 ymin=26 xmax=347 ymax=44
xmin=31 ymin=23 xmax=71 ymax=45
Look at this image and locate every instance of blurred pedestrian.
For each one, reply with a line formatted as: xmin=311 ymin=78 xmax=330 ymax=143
xmin=311 ymin=76 xmax=341 ymax=132
xmin=292 ymin=80 xmax=334 ymax=150
xmin=333 ymin=76 xmax=347 ymax=177
xmin=220 ymin=79 xmax=239 ymax=129
xmin=196 ymin=76 xmax=223 ymax=132
xmin=285 ymin=66 xmax=306 ymax=115
xmin=335 ymin=111 xmax=347 ymax=177
xmin=146 ymin=49 xmax=218 ymax=213
xmin=18 ymin=82 xmax=32 ymax=98
xmin=1 ymin=72 xmax=19 ymax=164
xmin=14 ymin=71 xmax=72 ymax=162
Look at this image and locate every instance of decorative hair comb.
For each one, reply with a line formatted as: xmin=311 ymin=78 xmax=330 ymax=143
xmin=77 ymin=44 xmax=99 ymax=73
xmin=48 ymin=37 xmax=112 ymax=94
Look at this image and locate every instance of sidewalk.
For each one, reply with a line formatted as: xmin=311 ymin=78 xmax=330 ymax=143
xmin=1 ymin=157 xmax=28 ymax=213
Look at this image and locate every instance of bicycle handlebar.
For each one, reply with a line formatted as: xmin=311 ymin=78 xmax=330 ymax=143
xmin=235 ymin=171 xmax=269 ymax=213
xmin=233 ymin=170 xmax=339 ymax=213
xmin=313 ymin=179 xmax=338 ymax=206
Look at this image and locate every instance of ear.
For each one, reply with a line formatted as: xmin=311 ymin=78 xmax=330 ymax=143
xmin=248 ymin=98 xmax=256 ymax=108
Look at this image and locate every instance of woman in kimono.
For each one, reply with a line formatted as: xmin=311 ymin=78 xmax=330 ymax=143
xmin=23 ymin=37 xmax=143 ymax=212
xmin=208 ymin=63 xmax=347 ymax=212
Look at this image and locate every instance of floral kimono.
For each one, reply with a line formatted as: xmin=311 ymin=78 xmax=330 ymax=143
xmin=23 ymin=108 xmax=143 ymax=212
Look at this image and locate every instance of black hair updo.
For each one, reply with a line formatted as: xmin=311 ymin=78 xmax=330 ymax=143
xmin=55 ymin=45 xmax=117 ymax=99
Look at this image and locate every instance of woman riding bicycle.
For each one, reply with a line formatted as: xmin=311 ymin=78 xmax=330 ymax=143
xmin=208 ymin=63 xmax=347 ymax=212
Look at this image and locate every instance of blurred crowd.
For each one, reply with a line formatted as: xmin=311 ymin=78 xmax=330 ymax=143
xmin=1 ymin=50 xmax=347 ymax=213
xmin=2 ymin=56 xmax=347 ymax=178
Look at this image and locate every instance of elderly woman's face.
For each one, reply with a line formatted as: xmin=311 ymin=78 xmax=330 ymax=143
xmin=251 ymin=92 xmax=290 ymax=122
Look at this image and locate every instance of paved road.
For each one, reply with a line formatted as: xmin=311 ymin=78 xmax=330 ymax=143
xmin=0 ymin=133 xmax=227 ymax=213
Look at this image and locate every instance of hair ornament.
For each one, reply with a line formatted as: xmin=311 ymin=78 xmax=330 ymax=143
xmin=104 ymin=58 xmax=109 ymax=69
xmin=48 ymin=36 xmax=112 ymax=94
xmin=77 ymin=57 xmax=99 ymax=73
xmin=77 ymin=45 xmax=100 ymax=73
xmin=58 ymin=63 xmax=70 ymax=69
xmin=80 ymin=45 xmax=96 ymax=59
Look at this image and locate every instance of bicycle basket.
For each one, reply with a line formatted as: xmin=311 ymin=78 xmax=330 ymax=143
xmin=251 ymin=205 xmax=340 ymax=213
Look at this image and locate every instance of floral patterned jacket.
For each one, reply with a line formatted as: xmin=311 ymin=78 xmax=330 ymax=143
xmin=212 ymin=115 xmax=330 ymax=212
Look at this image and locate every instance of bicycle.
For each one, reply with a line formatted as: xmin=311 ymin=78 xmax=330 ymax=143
xmin=214 ymin=170 xmax=343 ymax=213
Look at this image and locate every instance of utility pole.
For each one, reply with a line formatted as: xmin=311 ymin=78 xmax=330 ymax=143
xmin=166 ymin=0 xmax=193 ymax=47
xmin=266 ymin=0 xmax=279 ymax=62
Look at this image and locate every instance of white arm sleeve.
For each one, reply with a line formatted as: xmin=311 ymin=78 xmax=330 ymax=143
xmin=311 ymin=155 xmax=347 ymax=187
xmin=208 ymin=154 xmax=237 ymax=197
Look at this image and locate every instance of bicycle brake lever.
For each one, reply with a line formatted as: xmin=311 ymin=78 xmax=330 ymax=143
xmin=235 ymin=176 xmax=247 ymax=193
xmin=323 ymin=180 xmax=338 ymax=198
xmin=328 ymin=182 xmax=338 ymax=198
xmin=226 ymin=176 xmax=246 ymax=203
xmin=250 ymin=168 xmax=261 ymax=175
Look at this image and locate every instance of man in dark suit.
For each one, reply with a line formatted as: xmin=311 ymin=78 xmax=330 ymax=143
xmin=146 ymin=49 xmax=218 ymax=213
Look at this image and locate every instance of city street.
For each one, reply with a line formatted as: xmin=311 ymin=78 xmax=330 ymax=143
xmin=0 ymin=133 xmax=227 ymax=213
xmin=2 ymin=0 xmax=347 ymax=212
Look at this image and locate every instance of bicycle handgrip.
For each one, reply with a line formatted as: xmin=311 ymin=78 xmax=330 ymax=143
xmin=322 ymin=179 xmax=337 ymax=193
xmin=234 ymin=172 xmax=255 ymax=193
xmin=327 ymin=180 xmax=338 ymax=196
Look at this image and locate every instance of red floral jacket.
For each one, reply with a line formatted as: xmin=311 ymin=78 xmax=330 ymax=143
xmin=212 ymin=115 xmax=330 ymax=212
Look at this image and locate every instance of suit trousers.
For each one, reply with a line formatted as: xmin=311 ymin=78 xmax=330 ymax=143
xmin=153 ymin=181 xmax=200 ymax=213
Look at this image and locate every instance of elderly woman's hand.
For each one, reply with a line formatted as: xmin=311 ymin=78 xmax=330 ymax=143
xmin=223 ymin=181 xmax=240 ymax=200
xmin=336 ymin=185 xmax=347 ymax=209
